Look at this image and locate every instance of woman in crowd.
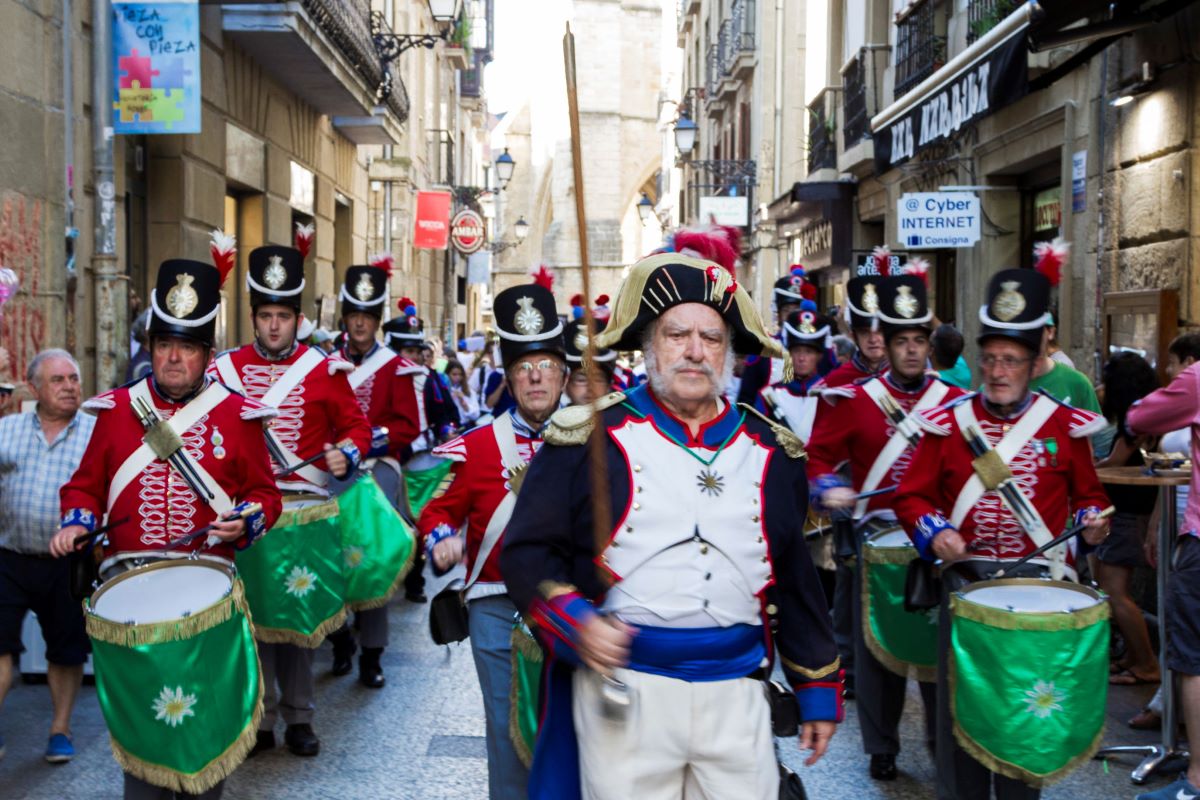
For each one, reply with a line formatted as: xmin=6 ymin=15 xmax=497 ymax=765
xmin=444 ymin=359 xmax=481 ymax=428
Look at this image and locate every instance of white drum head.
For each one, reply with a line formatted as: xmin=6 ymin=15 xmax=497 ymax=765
xmin=962 ymin=581 xmax=1102 ymax=614
xmin=866 ymin=528 xmax=913 ymax=549
xmin=92 ymin=562 xmax=233 ymax=624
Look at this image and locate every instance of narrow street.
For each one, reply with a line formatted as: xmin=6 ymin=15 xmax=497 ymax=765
xmin=1 ymin=575 xmax=1169 ymax=800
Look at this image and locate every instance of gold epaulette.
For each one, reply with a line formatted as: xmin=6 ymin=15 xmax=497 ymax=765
xmin=738 ymin=402 xmax=807 ymax=460
xmin=544 ymin=391 xmax=627 ymax=446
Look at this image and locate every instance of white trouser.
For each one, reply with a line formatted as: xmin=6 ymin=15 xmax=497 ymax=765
xmin=572 ymin=668 xmax=778 ymax=800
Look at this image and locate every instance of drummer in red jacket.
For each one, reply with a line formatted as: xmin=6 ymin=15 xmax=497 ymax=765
xmin=893 ymin=267 xmax=1110 ymax=800
xmin=51 ymin=256 xmax=283 ymax=799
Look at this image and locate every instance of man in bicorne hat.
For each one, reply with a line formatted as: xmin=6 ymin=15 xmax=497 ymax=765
xmin=807 ymin=274 xmax=965 ymax=782
xmin=894 ymin=268 xmax=1110 ymax=800
xmin=210 ymin=245 xmax=372 ymax=759
xmin=52 ymin=256 xmax=283 ymax=799
xmin=562 ymin=296 xmax=617 ymax=407
xmin=418 ymin=281 xmax=567 ymax=799
xmin=325 ymin=259 xmax=424 ymax=688
xmin=501 ymin=253 xmax=841 ymax=800
xmin=819 ymin=275 xmax=888 ymax=388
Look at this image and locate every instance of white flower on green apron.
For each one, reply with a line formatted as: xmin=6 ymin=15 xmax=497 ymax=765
xmin=284 ymin=565 xmax=318 ymax=598
xmin=152 ymin=686 xmax=197 ymax=728
xmin=1021 ymin=680 xmax=1066 ymax=719
xmin=343 ymin=546 xmax=365 ymax=569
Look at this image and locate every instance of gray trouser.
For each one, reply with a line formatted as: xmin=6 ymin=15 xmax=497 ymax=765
xmin=468 ymin=594 xmax=529 ymax=800
xmin=124 ymin=774 xmax=223 ymax=800
xmin=343 ymin=605 xmax=389 ymax=649
xmin=936 ymin=563 xmax=1040 ymax=800
xmin=259 ymin=643 xmax=315 ymax=728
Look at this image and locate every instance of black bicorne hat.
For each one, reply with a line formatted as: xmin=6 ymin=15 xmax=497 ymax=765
xmin=978 ymin=268 xmax=1051 ymax=352
xmin=247 ymin=246 xmax=305 ymax=310
xmin=148 ymin=259 xmax=222 ymax=348
xmin=493 ymin=284 xmax=565 ymax=365
xmin=780 ymin=310 xmax=832 ymax=352
xmin=564 ymin=318 xmax=616 ymax=372
xmin=876 ymin=275 xmax=934 ymax=341
xmin=843 ymin=275 xmax=881 ymax=331
xmin=340 ymin=265 xmax=389 ymax=319
xmin=595 ymin=253 xmax=783 ymax=358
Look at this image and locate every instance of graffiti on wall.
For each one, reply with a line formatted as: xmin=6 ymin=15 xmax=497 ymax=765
xmin=0 ymin=193 xmax=48 ymax=385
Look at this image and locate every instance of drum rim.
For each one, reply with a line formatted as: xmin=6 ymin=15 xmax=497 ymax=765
xmin=952 ymin=577 xmax=1110 ymax=632
xmin=89 ymin=558 xmax=236 ymax=621
xmin=957 ymin=577 xmax=1105 ymax=606
xmin=864 ymin=526 xmax=914 ymax=549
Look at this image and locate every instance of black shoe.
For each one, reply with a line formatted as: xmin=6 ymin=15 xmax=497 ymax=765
xmin=870 ymin=753 xmax=898 ymax=781
xmin=248 ymin=730 xmax=275 ymax=758
xmin=404 ymin=590 xmax=427 ymax=603
xmin=359 ymin=647 xmax=386 ymax=689
xmin=284 ymin=723 xmax=320 ymax=757
xmin=329 ymin=629 xmax=356 ymax=677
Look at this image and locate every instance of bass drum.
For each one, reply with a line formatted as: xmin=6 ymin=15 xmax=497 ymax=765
xmin=861 ymin=526 xmax=937 ymax=681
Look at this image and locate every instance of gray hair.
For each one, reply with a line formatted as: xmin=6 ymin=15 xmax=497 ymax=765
xmin=27 ymin=349 xmax=80 ymax=388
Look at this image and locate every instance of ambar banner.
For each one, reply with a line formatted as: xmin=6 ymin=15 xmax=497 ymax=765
xmin=873 ymin=31 xmax=1028 ymax=172
xmin=113 ymin=0 xmax=201 ymax=134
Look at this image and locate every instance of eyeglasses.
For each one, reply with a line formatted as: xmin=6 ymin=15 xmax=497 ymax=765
xmin=514 ymin=359 xmax=561 ymax=375
xmin=978 ymin=354 xmax=1033 ymax=371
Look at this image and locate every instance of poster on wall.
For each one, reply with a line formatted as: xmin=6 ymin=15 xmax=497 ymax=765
xmin=413 ymin=191 xmax=452 ymax=250
xmin=112 ymin=0 xmax=202 ymax=134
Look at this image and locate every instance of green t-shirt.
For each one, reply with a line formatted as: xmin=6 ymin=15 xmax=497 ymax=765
xmin=1030 ymin=362 xmax=1101 ymax=412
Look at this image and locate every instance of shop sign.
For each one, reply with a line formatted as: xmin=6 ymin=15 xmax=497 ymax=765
xmin=853 ymin=251 xmax=909 ymax=276
xmin=873 ymin=31 xmax=1028 ymax=171
xmin=450 ymin=209 xmax=486 ymax=255
xmin=897 ymin=192 xmax=981 ymax=249
xmin=698 ymin=195 xmax=749 ymax=226
xmin=1033 ymin=187 xmax=1062 ymax=233
xmin=797 ymin=220 xmax=833 ymax=261
xmin=112 ymin=1 xmax=202 ymax=134
xmin=413 ymin=191 xmax=452 ymax=250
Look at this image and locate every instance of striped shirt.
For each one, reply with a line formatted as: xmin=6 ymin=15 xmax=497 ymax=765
xmin=0 ymin=409 xmax=96 ymax=554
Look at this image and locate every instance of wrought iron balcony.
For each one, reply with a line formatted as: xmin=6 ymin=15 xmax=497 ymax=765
xmin=706 ymin=43 xmax=722 ymax=99
xmin=719 ymin=0 xmax=755 ymax=77
xmin=893 ymin=0 xmax=946 ymax=100
xmin=807 ymin=91 xmax=836 ymax=174
xmin=841 ymin=50 xmax=870 ymax=151
xmin=966 ymin=0 xmax=1021 ymax=44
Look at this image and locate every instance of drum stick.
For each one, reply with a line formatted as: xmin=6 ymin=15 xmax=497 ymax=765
xmin=71 ymin=516 xmax=130 ymax=546
xmin=274 ymin=440 xmax=354 ymax=477
xmin=994 ymin=506 xmax=1115 ymax=578
xmin=850 ymin=484 xmax=899 ymax=501
xmin=161 ymin=503 xmax=264 ymax=550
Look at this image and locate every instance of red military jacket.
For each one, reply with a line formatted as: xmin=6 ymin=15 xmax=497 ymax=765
xmin=816 ymin=351 xmax=882 ymax=389
xmin=807 ymin=373 xmax=964 ymax=518
xmin=418 ymin=410 xmax=545 ymax=590
xmin=59 ymin=377 xmax=283 ymax=560
xmin=210 ymin=343 xmax=373 ymax=494
xmin=894 ymin=392 xmax=1110 ymax=571
xmin=338 ymin=342 xmax=423 ymax=459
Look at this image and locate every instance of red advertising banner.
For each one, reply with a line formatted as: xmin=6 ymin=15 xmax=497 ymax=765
xmin=413 ymin=191 xmax=452 ymax=250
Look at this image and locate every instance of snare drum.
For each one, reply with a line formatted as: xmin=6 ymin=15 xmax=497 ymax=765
xmin=337 ymin=473 xmax=417 ymax=611
xmin=950 ymin=578 xmax=1109 ymax=786
xmin=403 ymin=452 xmax=454 ymax=519
xmin=235 ymin=495 xmax=347 ymax=647
xmin=861 ymin=526 xmax=937 ymax=681
xmin=86 ymin=560 xmax=262 ymax=794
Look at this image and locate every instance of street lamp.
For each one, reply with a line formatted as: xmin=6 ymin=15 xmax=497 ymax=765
xmin=495 ymin=148 xmax=516 ymax=189
xmin=674 ymin=114 xmax=698 ymax=157
xmin=637 ymin=193 xmax=655 ymax=225
xmin=427 ymin=0 xmax=460 ymax=24
xmin=514 ymin=216 xmax=530 ymax=241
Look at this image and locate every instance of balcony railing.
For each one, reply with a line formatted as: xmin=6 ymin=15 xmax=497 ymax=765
xmin=893 ymin=0 xmax=945 ymax=100
xmin=807 ymin=92 xmax=836 ymax=174
xmin=966 ymin=0 xmax=1020 ymax=44
xmin=719 ymin=0 xmax=755 ymax=76
xmin=428 ymin=129 xmax=455 ymax=186
xmin=304 ymin=0 xmax=408 ymax=120
xmin=842 ymin=50 xmax=869 ymax=151
xmin=461 ymin=50 xmax=484 ymax=97
xmin=706 ymin=43 xmax=722 ymax=98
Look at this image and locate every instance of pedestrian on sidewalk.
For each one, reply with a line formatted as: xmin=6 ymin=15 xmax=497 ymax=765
xmin=0 ymin=349 xmax=95 ymax=764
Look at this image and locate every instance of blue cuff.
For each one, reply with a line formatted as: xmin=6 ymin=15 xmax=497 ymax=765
xmin=1073 ymin=506 xmax=1102 ymax=527
xmin=367 ymin=428 xmax=390 ymax=458
xmin=913 ymin=512 xmax=953 ymax=561
xmin=530 ymin=592 xmax=597 ymax=661
xmin=338 ymin=442 xmax=362 ymax=474
xmin=61 ymin=508 xmax=96 ymax=533
xmin=425 ymin=523 xmax=458 ymax=576
xmin=811 ymin=474 xmax=849 ymax=512
xmin=232 ymin=501 xmax=266 ymax=551
xmin=794 ymin=678 xmax=845 ymax=723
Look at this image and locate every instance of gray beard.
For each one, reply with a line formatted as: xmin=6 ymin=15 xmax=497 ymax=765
xmin=645 ymin=347 xmax=735 ymax=402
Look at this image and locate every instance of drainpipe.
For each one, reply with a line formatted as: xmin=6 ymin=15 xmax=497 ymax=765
xmin=1093 ymin=43 xmax=1109 ymax=380
xmin=63 ymin=0 xmax=77 ymax=350
xmin=92 ymin=0 xmax=125 ymax=390
xmin=1058 ymin=99 xmax=1076 ymax=358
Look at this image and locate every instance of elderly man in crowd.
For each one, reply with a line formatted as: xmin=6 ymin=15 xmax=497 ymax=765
xmin=502 ymin=251 xmax=841 ymax=800
xmin=0 ymin=349 xmax=95 ymax=764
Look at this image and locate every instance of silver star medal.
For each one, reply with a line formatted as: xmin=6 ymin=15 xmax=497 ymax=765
xmin=696 ymin=468 xmax=724 ymax=497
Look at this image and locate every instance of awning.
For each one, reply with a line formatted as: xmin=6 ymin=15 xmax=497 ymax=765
xmin=871 ymin=3 xmax=1036 ymax=172
xmin=769 ymin=181 xmax=855 ymax=271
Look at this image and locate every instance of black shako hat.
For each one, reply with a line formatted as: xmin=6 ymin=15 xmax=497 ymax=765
xmin=148 ymin=259 xmax=222 ymax=348
xmin=493 ymin=284 xmax=565 ymax=365
xmin=595 ymin=253 xmax=783 ymax=358
xmin=340 ymin=265 xmax=389 ymax=319
xmin=978 ymin=268 xmax=1051 ymax=353
xmin=564 ymin=318 xmax=616 ymax=371
xmin=247 ymin=246 xmax=305 ymax=310
xmin=842 ymin=275 xmax=881 ymax=331
xmin=382 ymin=297 xmax=425 ymax=352
xmin=780 ymin=310 xmax=832 ymax=352
xmin=876 ymin=275 xmax=934 ymax=341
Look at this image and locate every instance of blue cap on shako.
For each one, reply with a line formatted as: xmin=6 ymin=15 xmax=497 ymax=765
xmin=340 ymin=253 xmax=393 ymax=319
xmin=773 ymin=265 xmax=817 ymax=312
xmin=780 ymin=309 xmax=833 ymax=352
xmin=493 ymin=267 xmax=566 ymax=364
xmin=564 ymin=294 xmax=616 ymax=372
xmin=977 ymin=239 xmax=1067 ymax=352
xmin=383 ymin=296 xmax=424 ymax=352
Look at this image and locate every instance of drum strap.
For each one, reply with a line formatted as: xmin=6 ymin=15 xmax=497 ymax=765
xmin=109 ymin=381 xmax=234 ymax=516
xmin=466 ymin=412 xmax=524 ymax=589
xmin=348 ymin=346 xmax=398 ymax=391
xmin=216 ymin=349 xmax=330 ymax=487
xmin=855 ymin=379 xmax=949 ymax=518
